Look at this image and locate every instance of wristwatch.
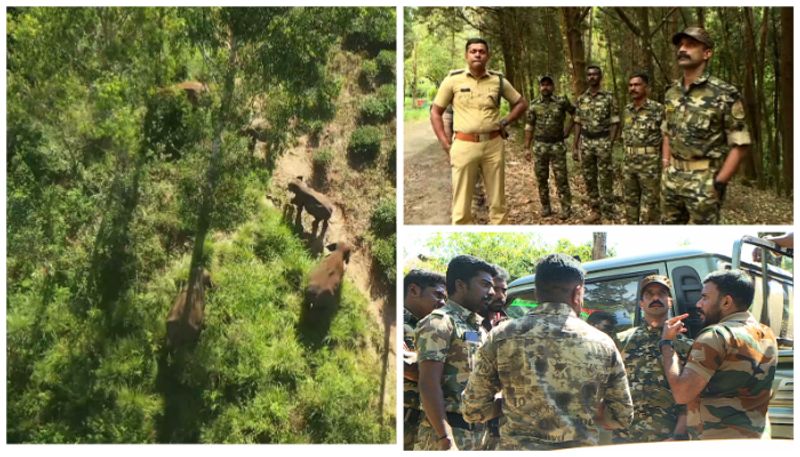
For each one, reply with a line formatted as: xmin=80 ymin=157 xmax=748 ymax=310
xmin=499 ymin=118 xmax=509 ymax=128
xmin=659 ymin=339 xmax=674 ymax=351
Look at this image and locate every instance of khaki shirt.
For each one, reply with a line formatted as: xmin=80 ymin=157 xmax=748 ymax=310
xmin=433 ymin=68 xmax=522 ymax=134
xmin=662 ymin=71 xmax=751 ymax=161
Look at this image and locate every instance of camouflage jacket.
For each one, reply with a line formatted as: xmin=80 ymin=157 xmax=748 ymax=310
xmin=575 ymin=89 xmax=620 ymax=134
xmin=415 ymin=299 xmax=485 ymax=414
xmin=662 ymin=71 xmax=751 ymax=161
xmin=526 ymin=94 xmax=575 ymax=139
xmin=462 ymin=302 xmax=633 ymax=450
xmin=683 ymin=311 xmax=778 ymax=439
xmin=613 ymin=323 xmax=692 ymax=443
xmin=404 ymin=308 xmax=421 ymax=409
xmin=622 ymin=98 xmax=664 ymax=148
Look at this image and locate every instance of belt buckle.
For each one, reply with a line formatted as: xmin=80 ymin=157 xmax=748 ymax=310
xmin=478 ymin=133 xmax=491 ymax=142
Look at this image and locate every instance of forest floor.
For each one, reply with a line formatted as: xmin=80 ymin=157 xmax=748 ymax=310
xmin=404 ymin=119 xmax=793 ymax=225
xmin=268 ymin=50 xmax=395 ymax=416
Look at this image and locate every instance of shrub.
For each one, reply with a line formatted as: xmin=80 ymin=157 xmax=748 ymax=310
xmin=312 ymin=147 xmax=334 ymax=180
xmin=347 ymin=126 xmax=382 ymax=164
xmin=359 ymin=60 xmax=378 ymax=89
xmin=371 ymin=234 xmax=396 ymax=286
xmin=375 ymin=50 xmax=395 ymax=84
xmin=369 ymin=198 xmax=395 ymax=238
xmin=358 ymin=85 xmax=395 ymax=125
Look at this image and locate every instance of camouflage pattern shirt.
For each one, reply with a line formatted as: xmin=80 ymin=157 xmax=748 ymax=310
xmin=622 ymin=98 xmax=664 ymax=147
xmin=526 ymin=94 xmax=575 ymax=140
xmin=462 ymin=302 xmax=633 ymax=450
xmin=683 ymin=311 xmax=778 ymax=439
xmin=415 ymin=299 xmax=485 ymax=414
xmin=613 ymin=323 xmax=692 ymax=443
xmin=662 ymin=71 xmax=751 ymax=161
xmin=575 ymin=89 xmax=620 ymax=134
xmin=404 ymin=308 xmax=421 ymax=409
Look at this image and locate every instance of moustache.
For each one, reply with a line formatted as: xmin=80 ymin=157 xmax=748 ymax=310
xmin=677 ymin=53 xmax=690 ymax=60
xmin=649 ymin=299 xmax=665 ymax=308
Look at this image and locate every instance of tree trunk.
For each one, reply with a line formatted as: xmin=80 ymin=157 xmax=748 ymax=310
xmin=592 ymin=232 xmax=608 ymax=260
xmin=742 ymin=8 xmax=763 ymax=186
xmin=779 ymin=7 xmax=793 ymax=197
xmin=561 ymin=7 xmax=588 ymax=98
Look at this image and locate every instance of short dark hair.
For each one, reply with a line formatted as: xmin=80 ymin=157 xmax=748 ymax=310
xmin=629 ymin=71 xmax=649 ymax=85
xmin=586 ymin=65 xmax=602 ymax=76
xmin=493 ymin=265 xmax=510 ymax=282
xmin=703 ymin=270 xmax=755 ymax=311
xmin=446 ymin=255 xmax=497 ymax=295
xmin=465 ymin=37 xmax=489 ymax=52
xmin=534 ymin=254 xmax=585 ymax=301
xmin=404 ymin=269 xmax=446 ymax=295
xmin=587 ymin=310 xmax=617 ymax=327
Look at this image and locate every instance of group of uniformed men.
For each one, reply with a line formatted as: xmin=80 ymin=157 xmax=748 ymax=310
xmin=430 ymin=27 xmax=750 ymax=225
xmin=403 ymin=254 xmax=778 ymax=450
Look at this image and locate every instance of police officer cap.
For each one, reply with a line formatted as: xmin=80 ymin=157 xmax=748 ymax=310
xmin=639 ymin=274 xmax=672 ymax=298
xmin=672 ymin=26 xmax=714 ymax=49
xmin=539 ymin=74 xmax=554 ymax=84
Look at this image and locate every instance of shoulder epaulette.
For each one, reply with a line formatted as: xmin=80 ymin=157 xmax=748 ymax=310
xmin=706 ymin=75 xmax=738 ymax=93
xmin=487 ymin=70 xmax=504 ymax=77
xmin=448 ymin=69 xmax=465 ymax=76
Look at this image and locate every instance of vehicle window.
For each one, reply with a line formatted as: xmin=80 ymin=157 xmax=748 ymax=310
xmin=583 ymin=275 xmax=644 ymax=332
xmin=507 ymin=291 xmax=537 ymax=319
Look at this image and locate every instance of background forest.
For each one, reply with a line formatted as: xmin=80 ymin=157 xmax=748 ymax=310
xmin=404 ymin=7 xmax=793 ymax=224
xmin=7 ymin=7 xmax=396 ymax=443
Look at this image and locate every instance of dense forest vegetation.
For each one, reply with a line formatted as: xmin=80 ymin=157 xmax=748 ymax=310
xmin=7 ymin=7 xmax=395 ymax=443
xmin=405 ymin=7 xmax=793 ymax=206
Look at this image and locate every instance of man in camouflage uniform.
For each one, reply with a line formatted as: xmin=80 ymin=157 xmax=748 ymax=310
xmin=403 ymin=269 xmax=447 ymax=450
xmin=613 ymin=275 xmax=692 ymax=443
xmin=462 ymin=254 xmax=633 ymax=450
xmin=573 ymin=65 xmax=620 ymax=223
xmin=661 ymin=27 xmax=750 ymax=224
xmin=524 ymin=75 xmax=576 ymax=220
xmin=661 ymin=270 xmax=778 ymax=439
xmin=622 ymin=72 xmax=665 ymax=224
xmin=431 ymin=38 xmax=528 ymax=225
xmin=414 ymin=255 xmax=497 ymax=450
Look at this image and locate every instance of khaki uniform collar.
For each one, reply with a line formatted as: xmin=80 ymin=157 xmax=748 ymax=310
xmin=464 ymin=67 xmax=491 ymax=80
xmin=719 ymin=310 xmax=752 ymax=324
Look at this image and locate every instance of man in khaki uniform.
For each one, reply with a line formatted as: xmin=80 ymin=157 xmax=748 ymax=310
xmin=431 ymin=38 xmax=528 ymax=225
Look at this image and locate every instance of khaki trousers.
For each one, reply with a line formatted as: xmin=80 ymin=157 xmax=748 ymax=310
xmin=450 ymin=136 xmax=506 ymax=224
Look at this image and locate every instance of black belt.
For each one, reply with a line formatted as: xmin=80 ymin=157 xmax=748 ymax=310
xmin=446 ymin=411 xmax=483 ymax=431
xmin=534 ymin=135 xmax=564 ymax=143
xmin=582 ymin=130 xmax=610 ymax=139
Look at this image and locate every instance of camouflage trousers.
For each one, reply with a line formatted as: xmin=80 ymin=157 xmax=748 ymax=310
xmin=403 ymin=408 xmax=420 ymax=450
xmin=623 ymin=151 xmax=661 ymax=224
xmin=580 ymin=137 xmax=614 ymax=216
xmin=533 ymin=141 xmax=571 ymax=211
xmin=661 ymin=167 xmax=721 ymax=224
xmin=414 ymin=418 xmax=484 ymax=450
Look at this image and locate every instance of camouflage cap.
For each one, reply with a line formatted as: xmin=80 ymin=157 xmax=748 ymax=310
xmin=539 ymin=74 xmax=554 ymax=84
xmin=639 ymin=274 xmax=672 ymax=298
xmin=672 ymin=27 xmax=714 ymax=49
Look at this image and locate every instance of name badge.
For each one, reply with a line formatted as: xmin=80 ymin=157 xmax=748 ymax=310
xmin=460 ymin=87 xmax=471 ymax=92
xmin=464 ymin=331 xmax=481 ymax=344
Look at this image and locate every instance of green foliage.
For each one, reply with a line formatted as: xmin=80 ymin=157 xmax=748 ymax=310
xmin=359 ymin=59 xmax=379 ymax=89
xmin=347 ymin=126 xmax=382 ymax=164
xmin=375 ymin=50 xmax=396 ymax=84
xmin=312 ymin=147 xmax=335 ymax=178
xmin=406 ymin=233 xmax=595 ymax=280
xmin=342 ymin=8 xmax=396 ymax=56
xmin=370 ymin=199 xmax=396 ymax=238
xmin=368 ymin=199 xmax=396 ymax=286
xmin=6 ymin=6 xmax=394 ymax=444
